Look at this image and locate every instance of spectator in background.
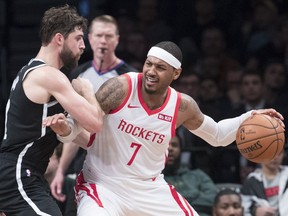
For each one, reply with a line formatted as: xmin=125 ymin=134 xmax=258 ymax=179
xmin=190 ymin=76 xmax=242 ymax=183
xmin=45 ymin=144 xmax=63 ymax=186
xmin=163 ymin=133 xmax=218 ymax=216
xmin=173 ymin=72 xmax=201 ymax=105
xmin=172 ymin=73 xmax=201 ymax=151
xmin=199 ymin=77 xmax=228 ymax=121
xmin=123 ymin=30 xmax=149 ymax=70
xmin=195 ymin=26 xmax=239 ymax=85
xmin=238 ymin=69 xmax=270 ymax=111
xmin=236 ymin=69 xmax=274 ymax=183
xmin=223 ymin=65 xmax=243 ymax=110
xmin=112 ymin=11 xmax=136 ymax=55
xmin=174 ymin=0 xmax=221 ymax=67
xmin=189 ymin=77 xmax=225 ymax=177
xmin=44 ymin=144 xmax=75 ymax=215
xmin=212 ymin=188 xmax=244 ymax=216
xmin=262 ymin=59 xmax=288 ymax=141
xmin=242 ymin=0 xmax=280 ymax=65
xmin=241 ymin=150 xmax=288 ymax=216
xmin=262 ymin=59 xmax=287 ymax=106
xmin=175 ymin=0 xmax=224 ymax=48
xmin=135 ymin=0 xmax=174 ymax=47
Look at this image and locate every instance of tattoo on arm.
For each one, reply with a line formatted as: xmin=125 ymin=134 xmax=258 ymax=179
xmin=96 ymin=77 xmax=126 ymax=113
xmin=179 ymin=99 xmax=188 ymax=112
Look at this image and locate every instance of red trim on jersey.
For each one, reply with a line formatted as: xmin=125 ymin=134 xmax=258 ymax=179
xmin=110 ymin=73 xmax=132 ymax=114
xmin=138 ymin=73 xmax=172 ymax=116
xmin=75 ymin=171 xmax=85 ymax=195
xmin=169 ymin=184 xmax=194 ymax=216
xmin=90 ymin=183 xmax=104 ymax=207
xmin=183 ymin=198 xmax=194 ymax=216
xmin=75 ymin=171 xmax=104 ymax=207
xmin=171 ymin=92 xmax=181 ymax=137
xmin=87 ymin=133 xmax=96 ymax=147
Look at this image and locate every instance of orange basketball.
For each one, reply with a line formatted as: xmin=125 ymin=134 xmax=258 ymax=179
xmin=236 ymin=114 xmax=285 ymax=163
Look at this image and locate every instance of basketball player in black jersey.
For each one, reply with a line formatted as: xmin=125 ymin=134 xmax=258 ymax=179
xmin=49 ymin=15 xmax=138 ymax=215
xmin=0 ymin=5 xmax=103 ymax=216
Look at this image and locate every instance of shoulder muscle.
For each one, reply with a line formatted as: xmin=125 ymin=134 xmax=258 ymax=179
xmin=178 ymin=93 xmax=204 ymax=130
xmin=96 ymin=75 xmax=128 ymax=113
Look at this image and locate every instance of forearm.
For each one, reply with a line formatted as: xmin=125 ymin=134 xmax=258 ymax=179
xmin=57 ymin=142 xmax=79 ymax=175
xmin=71 ymin=78 xmax=104 ymax=133
xmin=57 ymin=117 xmax=83 ymax=143
xmin=190 ymin=111 xmax=253 ymax=147
xmin=72 ymin=130 xmax=90 ymax=149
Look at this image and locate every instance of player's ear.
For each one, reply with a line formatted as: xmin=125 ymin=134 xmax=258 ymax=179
xmin=173 ymin=68 xmax=182 ymax=80
xmin=54 ymin=33 xmax=64 ymax=46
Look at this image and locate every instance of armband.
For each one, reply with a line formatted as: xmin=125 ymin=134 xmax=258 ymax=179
xmin=57 ymin=117 xmax=83 ymax=143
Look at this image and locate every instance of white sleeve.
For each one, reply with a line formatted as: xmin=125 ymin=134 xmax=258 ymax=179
xmin=190 ymin=110 xmax=253 ymax=147
xmin=56 ymin=116 xmax=83 ymax=143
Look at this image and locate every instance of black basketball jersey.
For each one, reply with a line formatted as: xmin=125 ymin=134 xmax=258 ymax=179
xmin=0 ymin=59 xmax=64 ymax=174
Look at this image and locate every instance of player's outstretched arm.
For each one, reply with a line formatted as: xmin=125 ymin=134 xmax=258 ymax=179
xmin=179 ymin=94 xmax=284 ymax=147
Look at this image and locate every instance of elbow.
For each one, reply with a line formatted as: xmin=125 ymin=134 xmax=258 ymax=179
xmin=87 ymin=119 xmax=103 ymax=133
xmin=209 ymin=139 xmax=232 ymax=147
xmin=85 ymin=110 xmax=105 ymax=133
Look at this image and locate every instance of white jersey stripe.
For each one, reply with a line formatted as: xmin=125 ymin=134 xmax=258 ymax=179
xmin=16 ymin=142 xmax=51 ymax=216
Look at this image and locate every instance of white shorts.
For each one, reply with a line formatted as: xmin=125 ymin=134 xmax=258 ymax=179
xmin=75 ymin=171 xmax=199 ymax=216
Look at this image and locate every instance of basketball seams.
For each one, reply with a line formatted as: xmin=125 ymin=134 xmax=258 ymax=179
xmin=247 ymin=139 xmax=279 ymax=160
xmin=263 ymin=114 xmax=285 ymax=159
xmin=241 ymin=114 xmax=279 ymax=129
xmin=239 ymin=123 xmax=276 ymax=129
xmin=236 ymin=132 xmax=283 ymax=145
xmin=236 ymin=114 xmax=285 ymax=163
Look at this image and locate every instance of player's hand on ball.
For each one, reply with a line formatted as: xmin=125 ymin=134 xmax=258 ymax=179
xmin=252 ymin=108 xmax=285 ymax=128
xmin=236 ymin=113 xmax=285 ymax=163
xmin=42 ymin=113 xmax=71 ymax=136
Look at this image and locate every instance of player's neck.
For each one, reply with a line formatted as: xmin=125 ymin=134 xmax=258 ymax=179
xmin=142 ymin=90 xmax=168 ymax=110
xmin=36 ymin=46 xmax=62 ymax=69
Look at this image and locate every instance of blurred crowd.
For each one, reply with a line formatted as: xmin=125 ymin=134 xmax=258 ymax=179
xmin=1 ymin=0 xmax=288 ymax=184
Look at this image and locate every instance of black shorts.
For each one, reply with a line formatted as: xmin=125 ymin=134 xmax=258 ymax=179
xmin=0 ymin=153 xmax=62 ymax=216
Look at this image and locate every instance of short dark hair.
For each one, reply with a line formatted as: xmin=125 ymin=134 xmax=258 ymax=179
xmin=214 ymin=188 xmax=242 ymax=206
xmin=154 ymin=41 xmax=183 ymax=64
xmin=39 ymin=4 xmax=87 ymax=46
xmin=241 ymin=68 xmax=263 ymax=82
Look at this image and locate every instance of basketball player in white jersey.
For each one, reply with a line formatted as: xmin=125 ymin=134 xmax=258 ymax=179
xmin=45 ymin=41 xmax=284 ymax=216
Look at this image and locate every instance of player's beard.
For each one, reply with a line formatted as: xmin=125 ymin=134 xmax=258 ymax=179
xmin=60 ymin=44 xmax=79 ymax=72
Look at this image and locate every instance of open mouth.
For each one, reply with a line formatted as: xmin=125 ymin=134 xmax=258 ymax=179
xmin=146 ymin=76 xmax=158 ymax=85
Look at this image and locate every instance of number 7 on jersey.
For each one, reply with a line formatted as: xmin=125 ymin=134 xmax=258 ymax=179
xmin=127 ymin=143 xmax=142 ymax=166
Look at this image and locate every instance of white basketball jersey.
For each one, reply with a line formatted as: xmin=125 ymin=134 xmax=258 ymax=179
xmin=83 ymin=72 xmax=181 ymax=182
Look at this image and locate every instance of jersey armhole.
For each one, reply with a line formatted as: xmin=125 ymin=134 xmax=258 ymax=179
xmin=171 ymin=92 xmax=182 ymax=137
